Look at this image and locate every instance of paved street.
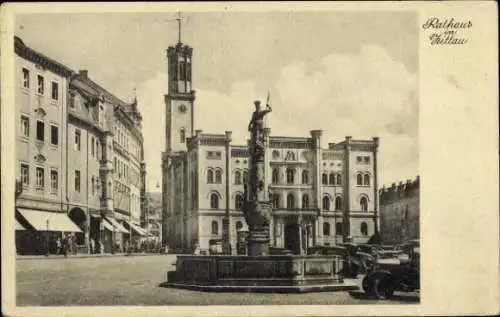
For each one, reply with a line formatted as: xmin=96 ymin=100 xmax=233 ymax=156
xmin=16 ymin=255 xmax=419 ymax=306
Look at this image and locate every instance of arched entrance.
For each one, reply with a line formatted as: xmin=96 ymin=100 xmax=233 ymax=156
xmin=284 ymin=223 xmax=300 ymax=254
xmin=69 ymin=208 xmax=86 ymax=248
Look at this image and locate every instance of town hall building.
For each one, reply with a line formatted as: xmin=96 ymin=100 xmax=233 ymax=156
xmin=162 ymin=36 xmax=380 ymax=254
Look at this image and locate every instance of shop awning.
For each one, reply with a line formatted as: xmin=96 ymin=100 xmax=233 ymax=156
xmin=17 ymin=208 xmax=82 ymax=232
xmin=104 ymin=217 xmax=129 ymax=234
xmin=16 ymin=219 xmax=26 ymax=230
xmin=102 ymin=219 xmax=114 ymax=232
xmin=125 ymin=221 xmax=147 ymax=236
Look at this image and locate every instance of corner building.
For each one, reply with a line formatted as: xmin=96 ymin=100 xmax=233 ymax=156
xmin=162 ymin=40 xmax=380 ymax=254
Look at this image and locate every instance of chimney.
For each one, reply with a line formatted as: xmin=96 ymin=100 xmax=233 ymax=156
xmin=79 ymin=70 xmax=88 ymax=78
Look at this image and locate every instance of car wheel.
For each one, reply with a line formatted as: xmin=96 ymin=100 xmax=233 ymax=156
xmin=373 ymin=276 xmax=394 ymax=300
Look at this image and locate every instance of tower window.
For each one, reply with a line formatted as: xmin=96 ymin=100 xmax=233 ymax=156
xmin=302 ymin=194 xmax=309 ymax=209
xmin=322 ymin=196 xmax=330 ymax=211
xmin=361 ymin=222 xmax=368 ymax=236
xmin=336 ymin=222 xmax=343 ymax=235
xmin=335 ymin=197 xmax=343 ymax=211
xmin=207 ymin=169 xmax=214 ymax=184
xmin=235 ymin=194 xmax=243 ymax=209
xmin=180 ymin=128 xmax=185 ymax=143
xmin=211 ymin=221 xmax=219 ymax=235
xmin=301 ymin=170 xmax=309 ymax=184
xmin=186 ymin=62 xmax=192 ymax=81
xmin=336 ymin=173 xmax=342 ymax=185
xmin=215 ymin=170 xmax=222 ymax=184
xmin=179 ymin=61 xmax=186 ymax=81
xmin=286 ymin=168 xmax=295 ymax=184
xmin=271 ymin=194 xmax=280 ymax=209
xmin=322 ymin=173 xmax=328 ymax=185
xmin=210 ymin=194 xmax=219 ymax=209
xmin=286 ymin=193 xmax=295 ymax=209
xmin=329 ymin=173 xmax=335 ymax=185
xmin=356 ymin=173 xmax=363 ymax=186
xmin=360 ymin=197 xmax=368 ymax=211
xmin=364 ymin=174 xmax=370 ymax=186
xmin=272 ymin=168 xmax=279 ymax=184
xmin=242 ymin=171 xmax=248 ymax=184
xmin=234 ymin=171 xmax=242 ymax=185
xmin=323 ymin=223 xmax=331 ymax=236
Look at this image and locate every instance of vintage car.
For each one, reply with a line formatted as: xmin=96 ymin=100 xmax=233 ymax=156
xmin=362 ymin=241 xmax=420 ymax=299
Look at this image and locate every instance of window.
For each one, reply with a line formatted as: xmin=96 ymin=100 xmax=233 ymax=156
xmin=75 ymin=170 xmax=81 ymax=192
xmin=75 ymin=129 xmax=81 ymax=151
xmin=91 ymin=137 xmax=95 ymax=157
xmin=22 ymin=68 xmax=30 ymax=88
xmin=36 ymin=121 xmax=44 ymax=141
xmin=210 ymin=193 xmax=219 ymax=209
xmin=361 ymin=222 xmax=368 ymax=236
xmin=272 ymin=168 xmax=279 ymax=184
xmin=285 ymin=151 xmax=295 ymax=161
xmin=271 ymin=194 xmax=280 ymax=209
xmin=180 ymin=128 xmax=185 ymax=143
xmin=37 ymin=75 xmax=44 ymax=94
xmin=286 ymin=168 xmax=295 ymax=184
xmin=36 ymin=167 xmax=44 ymax=188
xmin=179 ymin=61 xmax=186 ymax=81
xmin=364 ymin=156 xmax=370 ymax=164
xmin=21 ymin=116 xmax=29 ymax=137
xmin=235 ymin=194 xmax=243 ymax=209
xmin=207 ymin=169 xmax=214 ymax=184
xmin=336 ymin=222 xmax=343 ymax=235
xmin=215 ymin=170 xmax=222 ymax=184
xmin=364 ymin=174 xmax=370 ymax=186
xmin=114 ymin=158 xmax=117 ymax=174
xmin=236 ymin=221 xmax=243 ymax=230
xmin=323 ymin=223 xmax=331 ymax=236
xmin=329 ymin=173 xmax=335 ymax=185
xmin=234 ymin=171 xmax=241 ymax=184
xmin=286 ymin=193 xmax=295 ymax=209
xmin=336 ymin=173 xmax=342 ymax=185
xmin=242 ymin=171 xmax=248 ymax=184
xmin=211 ymin=220 xmax=218 ymax=235
xmin=322 ymin=196 xmax=330 ymax=211
xmin=302 ymin=194 xmax=309 ymax=209
xmin=356 ymin=173 xmax=363 ymax=186
xmin=272 ymin=150 xmax=280 ymax=159
xmin=335 ymin=197 xmax=343 ymax=211
xmin=50 ymin=125 xmax=58 ymax=146
xmin=301 ymin=170 xmax=309 ymax=184
xmin=360 ymin=197 xmax=368 ymax=211
xmin=50 ymin=169 xmax=58 ymax=193
xmin=51 ymin=82 xmax=59 ymax=100
xmin=96 ymin=140 xmax=100 ymax=160
xmin=322 ymin=173 xmax=328 ymax=185
xmin=91 ymin=177 xmax=95 ymax=196
xmin=356 ymin=156 xmax=363 ymax=164
xmin=21 ymin=164 xmax=29 ymax=185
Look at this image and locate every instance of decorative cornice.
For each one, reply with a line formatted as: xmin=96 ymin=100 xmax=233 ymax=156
xmin=165 ymin=91 xmax=196 ymax=102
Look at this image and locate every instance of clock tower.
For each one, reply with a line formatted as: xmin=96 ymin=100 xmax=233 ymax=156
xmin=164 ymin=40 xmax=195 ymax=154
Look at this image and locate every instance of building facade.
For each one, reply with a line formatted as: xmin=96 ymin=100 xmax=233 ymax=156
xmin=379 ymin=176 xmax=420 ymax=244
xmin=14 ymin=36 xmax=147 ymax=255
xmin=162 ymin=39 xmax=381 ymax=253
xmin=144 ymin=192 xmax=162 ymax=242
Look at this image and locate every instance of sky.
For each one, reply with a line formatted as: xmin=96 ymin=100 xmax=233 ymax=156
xmin=16 ymin=11 xmax=419 ymax=192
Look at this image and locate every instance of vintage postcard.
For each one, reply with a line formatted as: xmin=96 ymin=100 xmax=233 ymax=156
xmin=1 ymin=2 xmax=498 ymax=317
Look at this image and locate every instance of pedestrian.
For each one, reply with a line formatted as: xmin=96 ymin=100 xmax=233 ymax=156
xmin=62 ymin=234 xmax=68 ymax=257
xmin=56 ymin=237 xmax=62 ymax=255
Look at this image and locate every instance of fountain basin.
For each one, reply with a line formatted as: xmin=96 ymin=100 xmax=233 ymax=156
xmin=165 ymin=254 xmax=359 ymax=293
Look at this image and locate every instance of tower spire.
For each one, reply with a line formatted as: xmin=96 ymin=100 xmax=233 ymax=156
xmin=175 ymin=11 xmax=185 ymax=44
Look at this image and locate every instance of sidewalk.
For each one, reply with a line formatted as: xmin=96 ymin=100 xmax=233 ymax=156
xmin=16 ymin=252 xmax=169 ymax=260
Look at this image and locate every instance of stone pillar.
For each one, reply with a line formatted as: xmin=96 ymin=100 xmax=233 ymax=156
xmin=310 ymin=130 xmax=322 ymax=246
xmin=373 ymin=137 xmax=380 ymax=233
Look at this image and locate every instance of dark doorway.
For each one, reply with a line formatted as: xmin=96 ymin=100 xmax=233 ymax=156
xmin=69 ymin=208 xmax=86 ymax=247
xmin=284 ymin=223 xmax=300 ymax=254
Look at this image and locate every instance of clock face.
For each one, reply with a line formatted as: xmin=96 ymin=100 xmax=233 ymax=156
xmin=178 ymin=104 xmax=187 ymax=113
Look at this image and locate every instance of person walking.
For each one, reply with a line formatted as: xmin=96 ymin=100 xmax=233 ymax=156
xmin=62 ymin=234 xmax=69 ymax=257
xmin=56 ymin=237 xmax=62 ymax=255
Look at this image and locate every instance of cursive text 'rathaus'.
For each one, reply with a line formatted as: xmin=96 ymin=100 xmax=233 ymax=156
xmin=422 ymin=17 xmax=472 ymax=29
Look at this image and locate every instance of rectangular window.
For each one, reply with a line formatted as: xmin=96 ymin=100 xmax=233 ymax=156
xmin=50 ymin=125 xmax=58 ymax=146
xmin=50 ymin=169 xmax=58 ymax=193
xmin=36 ymin=121 xmax=44 ymax=141
xmin=21 ymin=164 xmax=29 ymax=185
xmin=114 ymin=158 xmax=117 ymax=174
xmin=91 ymin=137 xmax=95 ymax=157
xmin=356 ymin=156 xmax=363 ymax=164
xmin=75 ymin=170 xmax=81 ymax=192
xmin=37 ymin=75 xmax=44 ymax=94
xmin=21 ymin=116 xmax=29 ymax=137
xmin=96 ymin=140 xmax=100 ymax=160
xmin=51 ymin=81 xmax=59 ymax=100
xmin=91 ymin=177 xmax=95 ymax=196
xmin=364 ymin=156 xmax=370 ymax=164
xmin=36 ymin=167 xmax=44 ymax=188
xmin=75 ymin=129 xmax=81 ymax=151
xmin=179 ymin=61 xmax=186 ymax=81
xmin=22 ymin=68 xmax=30 ymax=88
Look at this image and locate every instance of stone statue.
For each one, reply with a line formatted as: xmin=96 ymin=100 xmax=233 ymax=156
xmin=242 ymin=99 xmax=273 ymax=256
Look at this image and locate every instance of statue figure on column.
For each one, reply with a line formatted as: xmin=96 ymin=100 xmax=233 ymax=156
xmin=247 ymin=100 xmax=272 ymax=162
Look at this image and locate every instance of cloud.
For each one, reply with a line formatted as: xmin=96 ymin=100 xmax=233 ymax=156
xmin=138 ymin=45 xmax=419 ymax=190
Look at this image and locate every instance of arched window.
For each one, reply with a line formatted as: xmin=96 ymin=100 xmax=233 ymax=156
xmin=234 ymin=171 xmax=242 ymax=184
xmin=211 ymin=221 xmax=219 ymax=235
xmin=360 ymin=197 xmax=368 ymax=211
xmin=357 ymin=173 xmax=363 ymax=185
xmin=322 ymin=173 xmax=328 ymax=185
xmin=286 ymin=168 xmax=295 ymax=184
xmin=180 ymin=128 xmax=185 ymax=143
xmin=236 ymin=221 xmax=243 ymax=230
xmin=301 ymin=170 xmax=309 ymax=184
xmin=336 ymin=222 xmax=343 ymax=235
xmin=302 ymin=194 xmax=309 ymax=209
xmin=336 ymin=173 xmax=342 ymax=185
xmin=335 ymin=197 xmax=343 ymax=210
xmin=235 ymin=194 xmax=243 ymax=209
xmin=272 ymin=168 xmax=279 ymax=184
xmin=210 ymin=193 xmax=219 ymax=209
xmin=286 ymin=193 xmax=295 ymax=209
xmin=207 ymin=169 xmax=214 ymax=184
xmin=215 ymin=170 xmax=222 ymax=184
xmin=364 ymin=174 xmax=370 ymax=186
xmin=242 ymin=170 xmax=248 ymax=184
xmin=361 ymin=222 xmax=368 ymax=236
xmin=271 ymin=194 xmax=280 ymax=209
xmin=323 ymin=223 xmax=331 ymax=236
xmin=285 ymin=151 xmax=295 ymax=161
xmin=329 ymin=173 xmax=335 ymax=185
xmin=322 ymin=196 xmax=330 ymax=211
